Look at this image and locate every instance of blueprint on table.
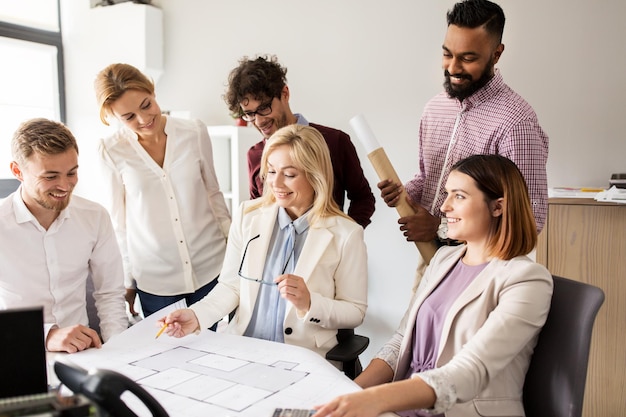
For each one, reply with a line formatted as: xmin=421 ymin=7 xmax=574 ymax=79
xmin=57 ymin=302 xmax=380 ymax=417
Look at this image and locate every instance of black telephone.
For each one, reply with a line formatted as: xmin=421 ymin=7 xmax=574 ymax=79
xmin=54 ymin=361 xmax=169 ymax=417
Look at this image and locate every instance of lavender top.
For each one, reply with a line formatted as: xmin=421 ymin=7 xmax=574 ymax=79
xmin=397 ymin=260 xmax=487 ymax=417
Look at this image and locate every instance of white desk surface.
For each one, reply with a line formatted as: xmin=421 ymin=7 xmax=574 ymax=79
xmin=53 ymin=303 xmax=397 ymax=417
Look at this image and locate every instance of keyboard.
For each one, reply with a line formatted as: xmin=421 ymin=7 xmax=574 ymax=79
xmin=0 ymin=391 xmax=58 ymax=414
xmin=272 ymin=408 xmax=316 ymax=417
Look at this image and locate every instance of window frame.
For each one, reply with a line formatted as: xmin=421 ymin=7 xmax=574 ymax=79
xmin=0 ymin=2 xmax=66 ymax=123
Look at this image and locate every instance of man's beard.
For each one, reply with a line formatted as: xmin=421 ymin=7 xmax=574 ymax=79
xmin=444 ymin=65 xmax=494 ymax=101
xmin=275 ymin=113 xmax=289 ymax=131
xmin=35 ymin=192 xmax=71 ymax=212
xmin=258 ymin=112 xmax=290 ymax=139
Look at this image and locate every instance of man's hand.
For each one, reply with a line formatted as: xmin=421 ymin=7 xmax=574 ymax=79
xmin=125 ymin=288 xmax=139 ymax=317
xmin=398 ymin=198 xmax=440 ymax=242
xmin=377 ymin=179 xmax=403 ymax=208
xmin=46 ymin=325 xmax=101 ymax=353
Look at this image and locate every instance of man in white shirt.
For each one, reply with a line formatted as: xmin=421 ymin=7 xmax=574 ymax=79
xmin=0 ymin=118 xmax=128 ymax=353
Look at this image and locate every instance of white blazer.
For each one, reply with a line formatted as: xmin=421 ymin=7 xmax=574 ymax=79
xmin=388 ymin=245 xmax=552 ymax=417
xmin=191 ymin=200 xmax=368 ymax=357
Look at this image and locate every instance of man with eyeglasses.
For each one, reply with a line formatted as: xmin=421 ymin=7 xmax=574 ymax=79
xmin=224 ymin=54 xmax=375 ymax=229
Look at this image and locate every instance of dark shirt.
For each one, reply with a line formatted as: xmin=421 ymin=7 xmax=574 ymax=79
xmin=247 ymin=122 xmax=375 ymax=228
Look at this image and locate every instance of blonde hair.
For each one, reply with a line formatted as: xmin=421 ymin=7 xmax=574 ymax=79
xmin=246 ymin=125 xmax=351 ymax=226
xmin=94 ymin=63 xmax=155 ymax=125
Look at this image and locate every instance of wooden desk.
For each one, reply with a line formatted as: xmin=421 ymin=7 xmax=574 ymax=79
xmin=537 ymin=198 xmax=626 ymax=417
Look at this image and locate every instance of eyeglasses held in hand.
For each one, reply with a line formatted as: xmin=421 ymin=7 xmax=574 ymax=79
xmin=238 ymin=234 xmax=294 ymax=285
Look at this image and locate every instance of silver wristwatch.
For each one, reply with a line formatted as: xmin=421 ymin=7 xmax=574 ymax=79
xmin=437 ymin=218 xmax=448 ymax=240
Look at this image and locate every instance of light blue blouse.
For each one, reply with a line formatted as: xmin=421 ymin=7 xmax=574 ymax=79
xmin=243 ymin=207 xmax=310 ymax=342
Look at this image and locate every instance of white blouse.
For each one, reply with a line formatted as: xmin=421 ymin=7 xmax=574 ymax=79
xmin=98 ymin=117 xmax=231 ymax=295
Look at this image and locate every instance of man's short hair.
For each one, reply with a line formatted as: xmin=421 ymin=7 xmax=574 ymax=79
xmin=11 ymin=118 xmax=79 ymax=165
xmin=447 ymin=0 xmax=505 ymax=44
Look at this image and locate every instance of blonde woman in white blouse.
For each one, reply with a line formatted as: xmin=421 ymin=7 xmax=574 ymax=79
xmin=94 ymin=63 xmax=231 ymax=320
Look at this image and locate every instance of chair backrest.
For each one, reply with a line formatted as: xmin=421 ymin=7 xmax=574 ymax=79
xmin=523 ymin=275 xmax=604 ymax=417
xmin=85 ymin=272 xmax=101 ymax=336
xmin=0 ymin=178 xmax=20 ymax=199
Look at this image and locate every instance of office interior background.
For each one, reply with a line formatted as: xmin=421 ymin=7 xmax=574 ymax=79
xmin=1 ymin=0 xmax=625 ymax=366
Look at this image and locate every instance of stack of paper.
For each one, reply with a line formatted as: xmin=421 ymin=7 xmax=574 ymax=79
xmin=595 ymin=186 xmax=626 ymax=204
xmin=548 ymin=187 xmax=605 ymax=198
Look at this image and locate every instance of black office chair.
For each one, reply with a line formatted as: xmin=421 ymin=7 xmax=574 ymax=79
xmin=0 ymin=178 xmax=20 ymax=198
xmin=523 ymin=275 xmax=604 ymax=417
xmin=325 ymin=328 xmax=369 ymax=379
xmin=85 ymin=273 xmax=101 ymax=335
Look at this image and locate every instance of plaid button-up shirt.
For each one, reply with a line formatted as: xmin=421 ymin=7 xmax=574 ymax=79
xmin=405 ymin=69 xmax=549 ymax=232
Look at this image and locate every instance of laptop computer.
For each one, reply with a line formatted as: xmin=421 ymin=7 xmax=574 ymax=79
xmin=0 ymin=306 xmax=57 ymax=413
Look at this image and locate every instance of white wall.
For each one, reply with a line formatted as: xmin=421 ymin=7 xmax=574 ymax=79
xmin=60 ymin=0 xmax=626 ymax=365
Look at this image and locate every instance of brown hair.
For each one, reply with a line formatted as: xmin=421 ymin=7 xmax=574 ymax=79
xmin=451 ymin=154 xmax=537 ymax=259
xmin=12 ymin=118 xmax=79 ymax=165
xmin=223 ymin=55 xmax=287 ymax=117
xmin=94 ymin=63 xmax=155 ymax=125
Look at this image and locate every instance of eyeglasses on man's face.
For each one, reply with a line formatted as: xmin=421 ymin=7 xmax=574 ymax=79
xmin=238 ymin=234 xmax=294 ymax=285
xmin=241 ymin=99 xmax=273 ymax=122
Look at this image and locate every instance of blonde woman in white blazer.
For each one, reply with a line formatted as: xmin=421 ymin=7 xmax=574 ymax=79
xmin=316 ymin=154 xmax=553 ymax=417
xmin=159 ymin=125 xmax=368 ymax=359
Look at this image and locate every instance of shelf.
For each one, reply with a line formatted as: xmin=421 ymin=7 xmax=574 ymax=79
xmin=208 ymin=125 xmax=262 ymax=213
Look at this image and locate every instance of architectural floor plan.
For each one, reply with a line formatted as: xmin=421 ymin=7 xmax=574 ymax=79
xmin=58 ymin=302 xmax=385 ymax=417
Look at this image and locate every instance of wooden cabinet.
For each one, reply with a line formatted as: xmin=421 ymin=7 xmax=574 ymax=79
xmin=536 ymin=198 xmax=626 ymax=417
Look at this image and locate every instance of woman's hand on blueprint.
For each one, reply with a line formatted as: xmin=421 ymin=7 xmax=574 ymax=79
xmin=156 ymin=308 xmax=201 ymax=338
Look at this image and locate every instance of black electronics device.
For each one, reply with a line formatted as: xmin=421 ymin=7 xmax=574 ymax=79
xmin=0 ymin=306 xmax=83 ymax=416
xmin=54 ymin=361 xmax=168 ymax=417
xmin=609 ymin=173 xmax=626 ymax=189
xmin=272 ymin=408 xmax=316 ymax=417
xmin=0 ymin=307 xmax=48 ymax=399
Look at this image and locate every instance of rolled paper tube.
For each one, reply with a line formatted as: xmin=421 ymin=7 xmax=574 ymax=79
xmin=350 ymin=115 xmax=438 ymax=264
xmin=350 ymin=113 xmax=380 ymax=154
xmin=367 ymin=148 xmax=438 ymax=264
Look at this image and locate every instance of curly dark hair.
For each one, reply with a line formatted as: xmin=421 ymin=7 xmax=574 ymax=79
xmin=447 ymin=0 xmax=505 ymax=44
xmin=223 ymin=54 xmax=287 ymax=117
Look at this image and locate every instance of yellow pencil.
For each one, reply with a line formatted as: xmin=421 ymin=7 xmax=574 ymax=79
xmin=155 ymin=323 xmax=167 ymax=339
xmin=580 ymin=188 xmax=604 ymax=192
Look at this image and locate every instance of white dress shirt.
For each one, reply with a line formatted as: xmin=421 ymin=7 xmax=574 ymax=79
xmin=0 ymin=190 xmax=128 ymax=343
xmin=98 ymin=117 xmax=231 ymax=295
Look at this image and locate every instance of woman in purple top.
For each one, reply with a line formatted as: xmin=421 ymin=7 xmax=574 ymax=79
xmin=315 ymin=154 xmax=553 ymax=417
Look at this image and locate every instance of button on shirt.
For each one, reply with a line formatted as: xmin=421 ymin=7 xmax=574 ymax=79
xmin=404 ymin=69 xmax=549 ymax=232
xmin=244 ymin=208 xmax=309 ymax=342
xmin=98 ymin=117 xmax=231 ymax=295
xmin=0 ymin=191 xmax=128 ymax=343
